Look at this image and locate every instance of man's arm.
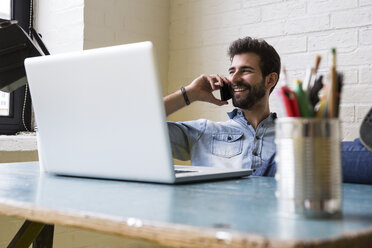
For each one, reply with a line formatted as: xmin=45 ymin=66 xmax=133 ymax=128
xmin=164 ymin=74 xmax=229 ymax=116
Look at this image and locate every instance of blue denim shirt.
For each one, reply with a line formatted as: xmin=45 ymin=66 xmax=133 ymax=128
xmin=167 ymin=109 xmax=277 ymax=169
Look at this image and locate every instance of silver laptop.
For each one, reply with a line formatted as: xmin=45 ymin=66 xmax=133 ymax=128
xmin=25 ymin=42 xmax=252 ymax=183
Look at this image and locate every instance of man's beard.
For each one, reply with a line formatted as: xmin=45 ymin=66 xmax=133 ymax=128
xmin=232 ymin=79 xmax=266 ymax=109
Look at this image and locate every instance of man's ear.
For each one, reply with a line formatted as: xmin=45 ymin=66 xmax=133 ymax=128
xmin=265 ymin=72 xmax=279 ymax=91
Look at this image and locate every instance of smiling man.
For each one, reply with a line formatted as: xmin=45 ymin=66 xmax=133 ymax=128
xmin=164 ymin=37 xmax=281 ymax=170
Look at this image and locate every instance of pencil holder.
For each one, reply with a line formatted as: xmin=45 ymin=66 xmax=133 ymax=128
xmin=275 ymin=118 xmax=342 ymax=218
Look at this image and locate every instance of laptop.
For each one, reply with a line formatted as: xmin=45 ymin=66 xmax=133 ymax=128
xmin=24 ymin=41 xmax=252 ymax=184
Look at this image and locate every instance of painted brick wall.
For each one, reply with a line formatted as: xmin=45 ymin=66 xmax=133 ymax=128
xmin=34 ymin=0 xmax=84 ymax=53
xmin=168 ymin=0 xmax=372 ymax=141
xmin=84 ymin=0 xmax=170 ymax=95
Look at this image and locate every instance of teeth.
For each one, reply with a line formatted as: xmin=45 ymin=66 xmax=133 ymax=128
xmin=233 ymin=88 xmax=246 ymax=92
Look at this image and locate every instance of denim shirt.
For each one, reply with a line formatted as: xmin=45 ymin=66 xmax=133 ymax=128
xmin=167 ymin=109 xmax=277 ymax=169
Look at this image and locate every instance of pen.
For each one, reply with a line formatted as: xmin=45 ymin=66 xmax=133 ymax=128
xmin=316 ymin=98 xmax=326 ymax=118
xmin=315 ymin=80 xmax=328 ymax=118
xmin=303 ymin=55 xmax=322 ymax=94
xmin=335 ymin=73 xmax=343 ymax=118
xmin=327 ymin=48 xmax=338 ymax=118
xmin=280 ymin=85 xmax=300 ymax=117
xmin=294 ymin=79 xmax=315 ymax=117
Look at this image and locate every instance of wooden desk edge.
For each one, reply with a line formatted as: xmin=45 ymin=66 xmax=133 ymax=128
xmin=1 ymin=199 xmax=372 ymax=248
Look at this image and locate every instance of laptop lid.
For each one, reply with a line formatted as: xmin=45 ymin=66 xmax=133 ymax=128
xmin=25 ymin=42 xmax=177 ymax=183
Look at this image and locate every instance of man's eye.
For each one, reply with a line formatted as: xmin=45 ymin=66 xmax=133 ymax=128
xmin=242 ymin=70 xmax=252 ymax=73
xmin=229 ymin=71 xmax=234 ymax=75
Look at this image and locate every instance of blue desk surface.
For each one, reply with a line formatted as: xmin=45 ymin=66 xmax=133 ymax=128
xmin=0 ymin=162 xmax=372 ymax=248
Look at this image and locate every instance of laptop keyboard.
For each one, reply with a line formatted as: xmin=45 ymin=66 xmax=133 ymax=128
xmin=174 ymin=169 xmax=197 ymax=174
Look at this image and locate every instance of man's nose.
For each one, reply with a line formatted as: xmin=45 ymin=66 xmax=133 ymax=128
xmin=230 ymin=72 xmax=241 ymax=83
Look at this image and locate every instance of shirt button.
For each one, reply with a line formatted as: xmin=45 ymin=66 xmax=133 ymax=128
xmin=253 ymin=151 xmax=258 ymax=156
xmin=227 ymin=136 xmax=232 ymax=141
xmin=255 ymin=136 xmax=260 ymax=140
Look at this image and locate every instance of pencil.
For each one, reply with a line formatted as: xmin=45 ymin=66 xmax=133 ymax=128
xmin=327 ymin=48 xmax=338 ymax=118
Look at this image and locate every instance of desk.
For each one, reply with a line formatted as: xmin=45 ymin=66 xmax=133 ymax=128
xmin=1 ymin=162 xmax=372 ymax=248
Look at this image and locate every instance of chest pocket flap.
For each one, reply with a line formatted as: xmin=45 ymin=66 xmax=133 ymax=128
xmin=212 ymin=133 xmax=243 ymax=158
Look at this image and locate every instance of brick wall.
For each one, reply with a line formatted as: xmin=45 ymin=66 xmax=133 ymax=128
xmin=33 ymin=0 xmax=84 ymax=53
xmin=167 ymin=0 xmax=372 ymax=141
xmin=84 ymin=0 xmax=170 ymax=95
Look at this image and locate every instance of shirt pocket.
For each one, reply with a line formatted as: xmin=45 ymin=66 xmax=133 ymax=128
xmin=212 ymin=133 xmax=243 ymax=158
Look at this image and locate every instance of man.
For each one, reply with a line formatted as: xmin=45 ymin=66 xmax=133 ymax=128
xmin=164 ymin=37 xmax=280 ymax=170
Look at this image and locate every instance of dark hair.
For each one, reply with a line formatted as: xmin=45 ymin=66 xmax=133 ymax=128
xmin=228 ymin=37 xmax=281 ymax=93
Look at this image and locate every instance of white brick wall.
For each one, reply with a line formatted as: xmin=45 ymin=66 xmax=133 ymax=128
xmin=308 ymin=0 xmax=358 ymax=13
xmin=332 ymin=6 xmax=372 ymax=28
xmin=34 ymin=0 xmax=84 ymax=54
xmin=168 ymin=0 xmax=372 ymax=141
xmin=84 ymin=0 xmax=170 ymax=95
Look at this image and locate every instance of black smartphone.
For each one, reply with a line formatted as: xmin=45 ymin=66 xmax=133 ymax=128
xmin=220 ymin=82 xmax=232 ymax=101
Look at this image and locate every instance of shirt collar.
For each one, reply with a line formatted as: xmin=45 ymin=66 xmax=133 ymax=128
xmin=227 ymin=108 xmax=277 ymax=123
xmin=227 ymin=109 xmax=240 ymax=119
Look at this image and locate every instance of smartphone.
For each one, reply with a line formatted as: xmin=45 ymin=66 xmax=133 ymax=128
xmin=220 ymin=82 xmax=232 ymax=101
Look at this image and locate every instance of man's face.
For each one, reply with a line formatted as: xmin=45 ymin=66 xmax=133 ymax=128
xmin=228 ymin=53 xmax=267 ymax=110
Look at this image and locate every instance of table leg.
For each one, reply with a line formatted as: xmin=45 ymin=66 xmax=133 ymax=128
xmin=7 ymin=221 xmax=54 ymax=248
xmin=33 ymin=224 xmax=54 ymax=248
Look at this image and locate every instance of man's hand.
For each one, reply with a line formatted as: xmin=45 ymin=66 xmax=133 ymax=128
xmin=185 ymin=74 xmax=230 ymax=106
xmin=164 ymin=74 xmax=230 ymax=116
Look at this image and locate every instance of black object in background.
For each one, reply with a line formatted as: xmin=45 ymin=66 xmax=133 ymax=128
xmin=309 ymin=75 xmax=323 ymax=108
xmin=0 ymin=0 xmax=33 ymax=134
xmin=360 ymin=107 xmax=372 ymax=151
xmin=0 ymin=21 xmax=43 ymax=92
xmin=220 ymin=82 xmax=232 ymax=101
